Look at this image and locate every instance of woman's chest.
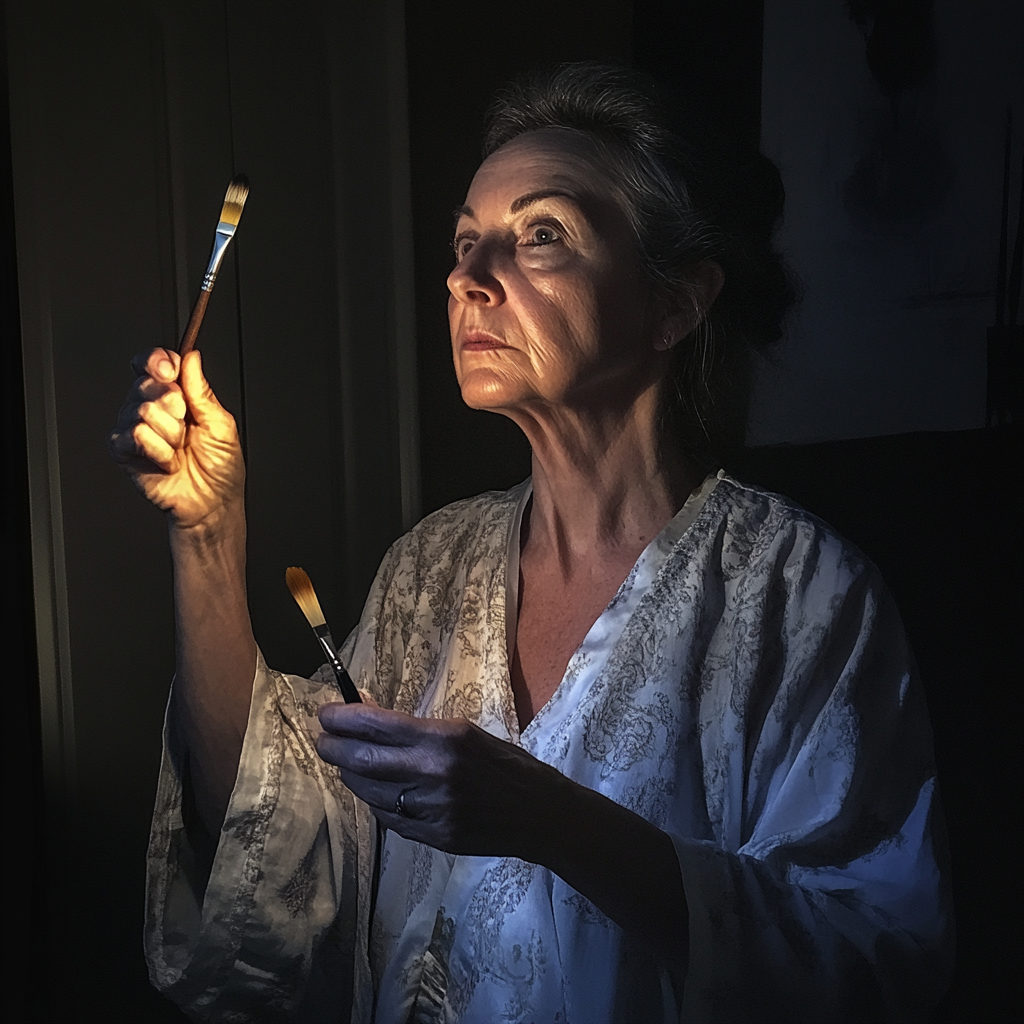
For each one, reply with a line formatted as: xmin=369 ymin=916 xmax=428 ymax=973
xmin=511 ymin=553 xmax=643 ymax=727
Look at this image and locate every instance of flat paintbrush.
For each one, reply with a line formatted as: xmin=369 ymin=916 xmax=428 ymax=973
xmin=178 ymin=174 xmax=250 ymax=356
xmin=285 ymin=566 xmax=362 ymax=704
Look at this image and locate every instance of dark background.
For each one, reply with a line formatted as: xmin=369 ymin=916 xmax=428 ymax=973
xmin=6 ymin=0 xmax=1021 ymax=1020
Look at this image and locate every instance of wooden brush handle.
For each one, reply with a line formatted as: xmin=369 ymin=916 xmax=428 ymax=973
xmin=178 ymin=288 xmax=212 ymax=356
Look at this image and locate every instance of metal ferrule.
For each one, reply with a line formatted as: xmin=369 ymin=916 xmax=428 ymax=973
xmin=315 ymin=631 xmax=341 ymax=667
xmin=312 ymin=621 xmax=336 ymax=649
xmin=200 ymin=225 xmax=237 ymax=292
xmin=314 ymin=631 xmax=362 ymax=703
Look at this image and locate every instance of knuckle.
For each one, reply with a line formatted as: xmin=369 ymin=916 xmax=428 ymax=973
xmin=352 ymin=745 xmax=377 ymax=773
xmin=132 ymin=347 xmax=161 ymax=372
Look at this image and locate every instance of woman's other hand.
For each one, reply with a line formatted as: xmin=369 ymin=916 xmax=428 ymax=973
xmin=316 ymin=701 xmax=688 ymax=958
xmin=315 ymin=703 xmax=562 ymax=859
xmin=108 ymin=347 xmax=243 ymax=529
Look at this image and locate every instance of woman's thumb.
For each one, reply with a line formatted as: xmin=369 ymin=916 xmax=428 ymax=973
xmin=179 ymin=350 xmax=221 ymax=423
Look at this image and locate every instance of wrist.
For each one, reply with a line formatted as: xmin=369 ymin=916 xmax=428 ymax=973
xmin=516 ymin=763 xmax=582 ymax=870
xmin=168 ymin=503 xmax=246 ymax=552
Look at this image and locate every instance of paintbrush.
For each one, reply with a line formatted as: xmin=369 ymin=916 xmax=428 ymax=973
xmin=285 ymin=566 xmax=362 ymax=704
xmin=178 ymin=174 xmax=250 ymax=357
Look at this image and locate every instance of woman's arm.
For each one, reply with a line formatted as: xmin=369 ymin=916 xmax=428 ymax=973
xmin=532 ymin=769 xmax=689 ymax=961
xmin=170 ymin=511 xmax=256 ymax=840
xmin=110 ymin=347 xmax=256 ymax=839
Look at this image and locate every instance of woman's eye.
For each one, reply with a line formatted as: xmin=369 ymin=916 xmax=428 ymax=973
xmin=454 ymin=238 xmax=474 ymax=261
xmin=524 ymin=224 xmax=561 ymax=246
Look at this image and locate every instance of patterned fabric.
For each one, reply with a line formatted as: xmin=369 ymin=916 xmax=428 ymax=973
xmin=145 ymin=471 xmax=952 ymax=1023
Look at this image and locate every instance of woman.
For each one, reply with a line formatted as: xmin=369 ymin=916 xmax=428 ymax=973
xmin=111 ymin=65 xmax=951 ymax=1022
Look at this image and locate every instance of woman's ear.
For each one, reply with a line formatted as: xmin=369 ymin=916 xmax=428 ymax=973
xmin=653 ymin=261 xmax=725 ymax=350
xmin=692 ymin=259 xmax=725 ymax=311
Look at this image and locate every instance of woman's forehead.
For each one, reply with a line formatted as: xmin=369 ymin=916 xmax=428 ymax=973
xmin=462 ymin=130 xmax=619 ymax=216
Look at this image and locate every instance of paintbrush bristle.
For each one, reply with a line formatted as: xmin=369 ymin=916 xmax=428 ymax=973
xmin=219 ymin=174 xmax=250 ymax=228
xmin=285 ymin=566 xmax=326 ymax=629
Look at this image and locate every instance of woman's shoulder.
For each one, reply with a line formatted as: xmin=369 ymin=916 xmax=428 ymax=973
xmin=702 ymin=470 xmax=877 ymax=586
xmin=411 ymin=479 xmax=529 ymax=539
xmin=384 ymin=479 xmax=530 ymax=569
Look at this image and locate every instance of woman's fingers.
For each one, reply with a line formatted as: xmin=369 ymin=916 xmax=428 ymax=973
xmin=319 ymin=702 xmax=453 ymax=745
xmin=316 ymin=731 xmax=429 ymax=779
xmin=179 ymin=350 xmax=230 ymax=430
xmin=137 ymin=394 xmax=187 ymax=449
xmin=123 ymin=421 xmax=179 ymax=472
xmin=110 ymin=379 xmax=186 ymax=466
xmin=315 ymin=704 xmax=547 ymax=856
xmin=335 ymin=770 xmax=406 ymax=812
xmin=130 ymin=347 xmax=180 ymax=383
xmin=336 ymin=769 xmax=455 ymax=847
xmin=138 ymin=374 xmax=186 ymax=410
xmin=111 ymin=346 xmax=245 ymax=528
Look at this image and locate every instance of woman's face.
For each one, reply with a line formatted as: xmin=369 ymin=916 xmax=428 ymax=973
xmin=448 ymin=130 xmax=664 ymax=420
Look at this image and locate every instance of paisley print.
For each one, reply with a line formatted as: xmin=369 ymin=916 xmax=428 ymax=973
xmin=145 ymin=473 xmax=951 ymax=1023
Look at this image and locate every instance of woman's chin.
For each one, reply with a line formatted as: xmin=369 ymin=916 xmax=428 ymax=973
xmin=458 ymin=370 xmax=533 ymax=412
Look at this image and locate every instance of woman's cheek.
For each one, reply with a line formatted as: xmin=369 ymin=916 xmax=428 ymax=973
xmin=517 ymin=247 xmax=575 ymax=273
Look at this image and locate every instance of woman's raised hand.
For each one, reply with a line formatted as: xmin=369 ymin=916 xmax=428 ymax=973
xmin=108 ymin=348 xmax=244 ymax=529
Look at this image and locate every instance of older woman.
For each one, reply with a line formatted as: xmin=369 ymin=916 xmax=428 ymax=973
xmin=112 ymin=65 xmax=950 ymax=1023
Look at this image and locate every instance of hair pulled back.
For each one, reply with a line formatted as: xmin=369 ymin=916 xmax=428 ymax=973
xmin=483 ymin=63 xmax=796 ymax=464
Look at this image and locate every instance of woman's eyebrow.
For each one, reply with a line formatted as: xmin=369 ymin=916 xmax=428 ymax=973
xmin=452 ymin=189 xmax=583 ymax=226
xmin=508 ymin=188 xmax=581 ymax=214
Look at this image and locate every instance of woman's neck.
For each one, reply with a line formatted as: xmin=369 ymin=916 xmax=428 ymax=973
xmin=509 ymin=387 xmax=703 ymax=576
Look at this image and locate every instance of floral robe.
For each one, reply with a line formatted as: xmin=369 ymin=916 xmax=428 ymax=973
xmin=145 ymin=472 xmax=952 ymax=1023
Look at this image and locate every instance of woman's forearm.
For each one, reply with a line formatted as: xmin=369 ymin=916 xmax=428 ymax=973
xmin=169 ymin=507 xmax=257 ymax=841
xmin=526 ymin=773 xmax=689 ymax=963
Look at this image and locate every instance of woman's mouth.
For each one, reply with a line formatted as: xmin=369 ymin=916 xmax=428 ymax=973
xmin=462 ymin=331 xmax=509 ymax=351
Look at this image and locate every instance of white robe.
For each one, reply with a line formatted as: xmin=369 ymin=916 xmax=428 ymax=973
xmin=145 ymin=472 xmax=953 ymax=1023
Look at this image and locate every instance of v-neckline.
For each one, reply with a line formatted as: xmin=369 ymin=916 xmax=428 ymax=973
xmin=500 ymin=471 xmax=721 ymax=744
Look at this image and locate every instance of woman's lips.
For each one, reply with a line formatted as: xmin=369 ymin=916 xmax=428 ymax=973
xmin=461 ymin=332 xmax=509 ymax=351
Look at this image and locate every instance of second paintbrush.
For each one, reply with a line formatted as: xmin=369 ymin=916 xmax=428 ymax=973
xmin=285 ymin=566 xmax=362 ymax=704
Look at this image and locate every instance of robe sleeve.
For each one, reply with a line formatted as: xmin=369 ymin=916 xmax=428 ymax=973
xmin=669 ymin=526 xmax=953 ymax=1023
xmin=144 ymin=544 xmax=403 ymax=1023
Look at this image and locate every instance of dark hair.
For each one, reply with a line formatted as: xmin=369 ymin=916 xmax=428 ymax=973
xmin=483 ymin=63 xmax=796 ymax=465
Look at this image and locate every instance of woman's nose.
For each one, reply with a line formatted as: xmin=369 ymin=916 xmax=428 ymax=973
xmin=447 ymin=237 xmax=507 ymax=306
